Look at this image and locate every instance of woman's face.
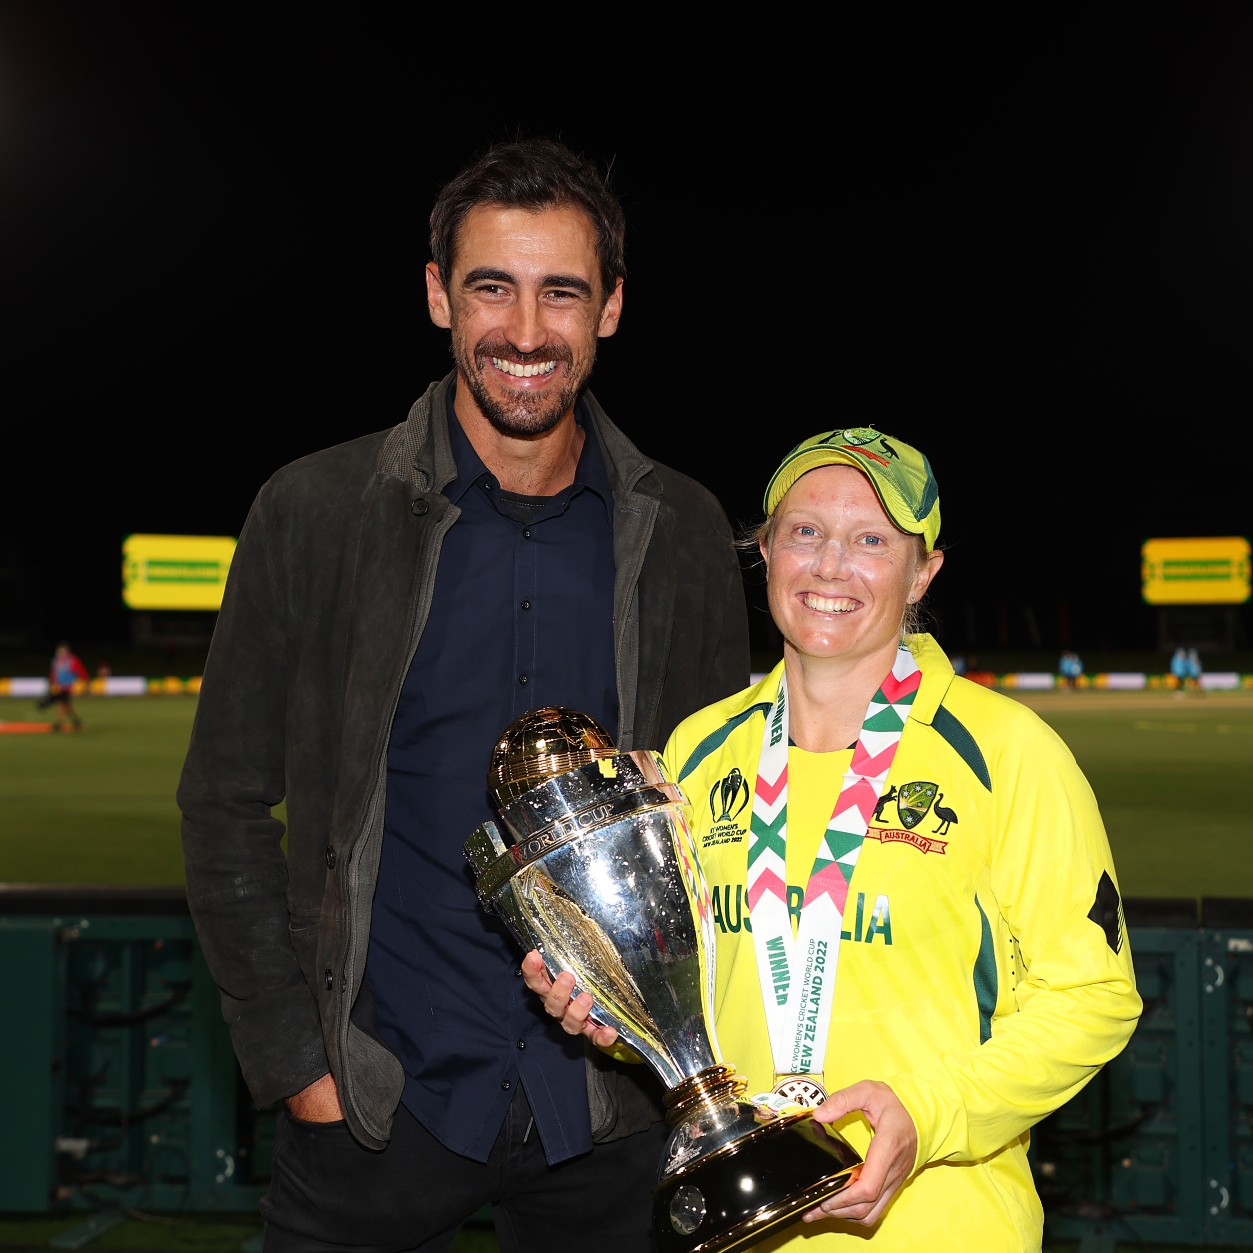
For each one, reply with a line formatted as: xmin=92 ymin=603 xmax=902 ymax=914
xmin=762 ymin=465 xmax=943 ymax=666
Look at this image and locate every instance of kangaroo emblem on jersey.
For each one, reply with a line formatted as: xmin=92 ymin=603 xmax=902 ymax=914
xmin=873 ymin=785 xmax=898 ymax=821
xmin=894 ymin=781 xmax=938 ymax=830
xmin=711 ymin=767 xmax=750 ymax=823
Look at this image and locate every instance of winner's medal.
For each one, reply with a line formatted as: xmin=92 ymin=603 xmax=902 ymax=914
xmin=772 ymin=1073 xmax=829 ymax=1109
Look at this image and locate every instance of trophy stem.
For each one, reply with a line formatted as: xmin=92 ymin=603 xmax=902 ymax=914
xmin=654 ymin=1062 xmax=863 ymax=1253
xmin=663 ymin=1065 xmax=748 ymax=1126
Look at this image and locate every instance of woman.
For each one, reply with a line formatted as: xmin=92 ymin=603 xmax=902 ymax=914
xmin=524 ymin=427 xmax=1142 ymax=1251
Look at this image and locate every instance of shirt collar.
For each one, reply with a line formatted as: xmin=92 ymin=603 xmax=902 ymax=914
xmin=443 ymin=385 xmax=612 ymax=512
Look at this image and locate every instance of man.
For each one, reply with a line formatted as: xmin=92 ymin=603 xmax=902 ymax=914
xmin=178 ymin=137 xmax=751 ymax=1252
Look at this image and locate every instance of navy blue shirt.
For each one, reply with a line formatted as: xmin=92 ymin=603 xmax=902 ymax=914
xmin=366 ymin=394 xmax=618 ymax=1164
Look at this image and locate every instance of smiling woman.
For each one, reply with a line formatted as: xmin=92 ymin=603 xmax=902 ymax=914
xmin=536 ymin=425 xmax=1145 ymax=1252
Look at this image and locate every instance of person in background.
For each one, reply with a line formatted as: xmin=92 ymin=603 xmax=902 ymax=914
xmin=1185 ymin=647 xmax=1203 ymax=691
xmin=35 ymin=640 xmax=88 ymax=731
xmin=1058 ymin=648 xmax=1084 ymax=689
xmin=1170 ymin=646 xmax=1190 ymax=691
xmin=177 ymin=136 xmax=750 ymax=1253
xmin=527 ymin=426 xmax=1142 ymax=1251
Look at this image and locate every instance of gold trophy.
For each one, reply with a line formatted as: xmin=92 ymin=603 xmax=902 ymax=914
xmin=464 ymin=707 xmax=861 ymax=1253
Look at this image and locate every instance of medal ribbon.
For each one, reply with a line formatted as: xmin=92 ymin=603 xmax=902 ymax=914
xmin=746 ymin=645 xmax=921 ymax=1076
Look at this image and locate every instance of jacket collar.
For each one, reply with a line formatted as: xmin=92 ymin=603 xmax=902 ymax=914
xmin=388 ymin=371 xmax=656 ymax=506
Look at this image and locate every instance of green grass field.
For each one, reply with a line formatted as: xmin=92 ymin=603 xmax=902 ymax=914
xmin=0 ymin=695 xmax=201 ymax=885
xmin=1008 ymin=687 xmax=1253 ymax=901
xmin=2 ymin=687 xmax=1250 ymax=899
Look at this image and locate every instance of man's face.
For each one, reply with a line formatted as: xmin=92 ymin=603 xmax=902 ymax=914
xmin=426 ymin=204 xmax=623 ymax=437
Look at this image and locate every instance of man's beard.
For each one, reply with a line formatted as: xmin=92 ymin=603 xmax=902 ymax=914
xmin=454 ymin=340 xmax=591 ymax=437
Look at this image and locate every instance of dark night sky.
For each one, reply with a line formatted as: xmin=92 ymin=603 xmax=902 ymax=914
xmin=4 ymin=7 xmax=1251 ymax=662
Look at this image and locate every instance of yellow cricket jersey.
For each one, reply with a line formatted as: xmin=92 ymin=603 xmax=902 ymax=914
xmin=659 ymin=634 xmax=1142 ymax=1252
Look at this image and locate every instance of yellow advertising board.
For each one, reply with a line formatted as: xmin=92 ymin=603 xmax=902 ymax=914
xmin=1141 ymin=536 xmax=1251 ymax=605
xmin=122 ymin=533 xmax=237 ymax=611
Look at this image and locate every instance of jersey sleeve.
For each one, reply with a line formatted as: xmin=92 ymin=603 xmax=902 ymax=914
xmin=888 ymin=711 xmax=1142 ymax=1166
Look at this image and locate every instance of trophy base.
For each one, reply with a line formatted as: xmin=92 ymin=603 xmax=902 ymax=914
xmin=652 ymin=1070 xmax=862 ymax=1253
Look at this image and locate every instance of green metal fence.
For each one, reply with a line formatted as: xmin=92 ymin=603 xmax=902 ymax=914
xmin=3 ymin=887 xmax=1251 ymax=1248
xmin=1 ymin=887 xmax=272 ymax=1215
xmin=1032 ymin=897 xmax=1253 ymax=1249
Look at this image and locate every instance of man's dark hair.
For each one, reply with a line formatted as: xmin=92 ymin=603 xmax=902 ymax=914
xmin=429 ymin=137 xmax=626 ymax=303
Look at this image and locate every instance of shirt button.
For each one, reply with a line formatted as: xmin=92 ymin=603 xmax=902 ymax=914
xmin=514 ymin=967 xmax=523 ymax=978
xmin=522 ymin=527 xmax=532 ymax=539
xmin=501 ymin=1079 xmax=512 ymax=1091
xmin=517 ymin=1040 xmax=526 ymax=1051
xmin=520 ymin=599 xmax=531 ymax=610
xmin=518 ymin=674 xmax=529 ymax=685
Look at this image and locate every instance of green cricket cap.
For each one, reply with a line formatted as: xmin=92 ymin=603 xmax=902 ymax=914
xmin=763 ymin=427 xmax=941 ymax=548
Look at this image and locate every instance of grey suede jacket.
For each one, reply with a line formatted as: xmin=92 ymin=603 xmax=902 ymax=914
xmin=178 ymin=374 xmax=751 ymax=1150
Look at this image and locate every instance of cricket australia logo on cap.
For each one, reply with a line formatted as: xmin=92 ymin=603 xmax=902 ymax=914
xmin=830 ymin=427 xmax=880 ymax=447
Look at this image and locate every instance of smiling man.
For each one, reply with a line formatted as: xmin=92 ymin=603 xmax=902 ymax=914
xmin=178 ymin=137 xmax=751 ymax=1252
xmin=430 ymin=200 xmax=619 ymax=451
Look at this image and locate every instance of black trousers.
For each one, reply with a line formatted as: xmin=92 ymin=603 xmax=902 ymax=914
xmin=260 ymin=1087 xmax=669 ymax=1253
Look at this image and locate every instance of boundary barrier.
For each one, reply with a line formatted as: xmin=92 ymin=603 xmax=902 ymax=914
xmin=7 ymin=673 xmax=1251 ymax=698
